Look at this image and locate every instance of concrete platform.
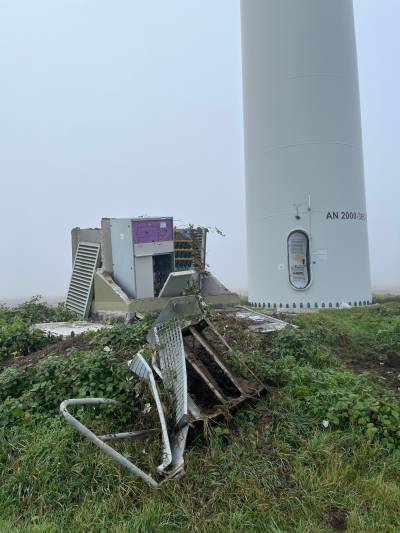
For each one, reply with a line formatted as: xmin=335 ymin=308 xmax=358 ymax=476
xmin=33 ymin=321 xmax=109 ymax=338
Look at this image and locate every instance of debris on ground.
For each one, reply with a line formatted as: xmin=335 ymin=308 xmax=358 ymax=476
xmin=221 ymin=305 xmax=291 ymax=333
xmin=60 ymin=299 xmax=266 ymax=487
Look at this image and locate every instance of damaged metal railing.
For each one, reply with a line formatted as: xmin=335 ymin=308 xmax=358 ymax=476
xmin=59 ymin=397 xmax=159 ymax=487
xmin=60 ymin=308 xmax=264 ymax=488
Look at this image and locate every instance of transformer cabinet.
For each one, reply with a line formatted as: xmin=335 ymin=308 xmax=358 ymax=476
xmin=67 ymin=217 xmax=235 ymax=319
xmin=241 ymin=0 xmax=372 ymax=309
xmin=103 ymin=217 xmax=175 ymax=299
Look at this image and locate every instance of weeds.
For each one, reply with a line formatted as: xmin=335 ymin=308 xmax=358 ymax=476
xmin=0 ymin=296 xmax=76 ymax=358
xmin=0 ymin=349 xmax=134 ymax=426
xmin=92 ymin=316 xmax=153 ymax=355
xmin=230 ymin=311 xmax=400 ymax=449
xmin=0 ymin=317 xmax=57 ymax=358
xmin=0 ymin=296 xmax=76 ymax=325
xmin=0 ymin=300 xmax=400 ymax=531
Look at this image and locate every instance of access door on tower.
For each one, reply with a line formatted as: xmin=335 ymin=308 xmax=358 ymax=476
xmin=287 ymin=231 xmax=311 ymax=290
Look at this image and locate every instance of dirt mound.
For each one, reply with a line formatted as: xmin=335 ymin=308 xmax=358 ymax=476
xmin=0 ymin=335 xmax=93 ymax=371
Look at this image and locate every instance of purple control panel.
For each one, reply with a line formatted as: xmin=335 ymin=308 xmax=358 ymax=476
xmin=132 ymin=218 xmax=173 ymax=244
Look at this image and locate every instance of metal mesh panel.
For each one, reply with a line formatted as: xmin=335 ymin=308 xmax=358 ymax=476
xmin=154 ymin=320 xmax=188 ymax=426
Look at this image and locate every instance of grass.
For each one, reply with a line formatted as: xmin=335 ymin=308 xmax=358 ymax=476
xmin=0 ymin=300 xmax=400 ymax=531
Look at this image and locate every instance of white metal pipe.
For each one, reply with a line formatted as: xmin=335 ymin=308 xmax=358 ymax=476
xmin=59 ymin=398 xmax=159 ymax=488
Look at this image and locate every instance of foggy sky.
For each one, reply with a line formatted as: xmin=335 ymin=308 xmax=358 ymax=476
xmin=0 ymin=0 xmax=399 ymax=301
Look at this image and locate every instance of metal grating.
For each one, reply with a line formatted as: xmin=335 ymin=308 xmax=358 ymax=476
xmin=66 ymin=242 xmax=100 ymax=318
xmin=154 ymin=320 xmax=188 ymax=427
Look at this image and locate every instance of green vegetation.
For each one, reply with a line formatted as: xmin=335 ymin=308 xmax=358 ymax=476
xmin=0 ymin=296 xmax=76 ymax=325
xmin=373 ymin=293 xmax=400 ymax=305
xmin=0 ymin=300 xmax=400 ymax=531
xmin=0 ymin=297 xmax=76 ymax=358
xmin=93 ymin=316 xmax=153 ymax=354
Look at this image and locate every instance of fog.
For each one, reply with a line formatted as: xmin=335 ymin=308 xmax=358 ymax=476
xmin=0 ymin=0 xmax=399 ymax=301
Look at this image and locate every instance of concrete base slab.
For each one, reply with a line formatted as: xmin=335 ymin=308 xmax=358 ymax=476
xmin=33 ymin=321 xmax=109 ymax=338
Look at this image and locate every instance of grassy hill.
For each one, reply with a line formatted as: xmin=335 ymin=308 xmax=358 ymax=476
xmin=0 ymin=298 xmax=400 ymax=532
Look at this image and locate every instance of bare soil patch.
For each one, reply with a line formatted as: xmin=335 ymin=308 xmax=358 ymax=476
xmin=0 ymin=335 xmax=93 ymax=371
xmin=328 ymin=507 xmax=348 ymax=532
xmin=342 ymin=351 xmax=400 ymax=394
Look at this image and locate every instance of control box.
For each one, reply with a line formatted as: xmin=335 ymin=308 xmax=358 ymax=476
xmin=105 ymin=217 xmax=174 ymax=298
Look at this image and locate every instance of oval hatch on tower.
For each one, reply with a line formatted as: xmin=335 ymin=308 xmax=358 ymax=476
xmin=287 ymin=230 xmax=311 ymax=290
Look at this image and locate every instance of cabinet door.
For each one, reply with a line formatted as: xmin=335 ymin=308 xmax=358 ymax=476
xmin=134 ymin=256 xmax=154 ymax=299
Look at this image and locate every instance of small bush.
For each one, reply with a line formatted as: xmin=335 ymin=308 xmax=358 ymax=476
xmin=270 ymin=327 xmax=337 ymax=368
xmin=0 ymin=297 xmax=77 ymax=359
xmin=0 ymin=296 xmax=77 ymax=325
xmin=92 ymin=317 xmax=153 ymax=354
xmin=328 ymin=394 xmax=400 ymax=449
xmin=0 ymin=366 xmax=29 ymax=401
xmin=0 ymin=349 xmax=134 ymax=426
xmin=0 ymin=318 xmax=58 ymax=358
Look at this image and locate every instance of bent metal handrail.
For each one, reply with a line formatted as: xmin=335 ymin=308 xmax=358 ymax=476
xmin=127 ymin=353 xmax=173 ymax=474
xmin=59 ymin=397 xmax=159 ymax=488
